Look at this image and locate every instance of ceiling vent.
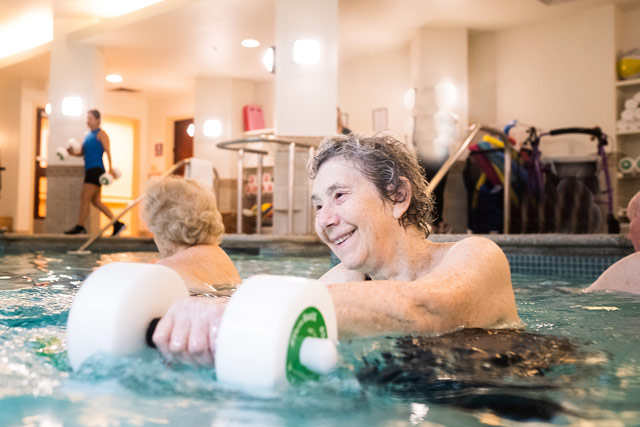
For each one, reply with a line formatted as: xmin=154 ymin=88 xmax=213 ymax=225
xmin=110 ymin=87 xmax=140 ymax=93
xmin=537 ymin=0 xmax=578 ymax=4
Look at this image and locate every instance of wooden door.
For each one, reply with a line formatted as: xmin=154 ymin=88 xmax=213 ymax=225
xmin=173 ymin=118 xmax=194 ymax=175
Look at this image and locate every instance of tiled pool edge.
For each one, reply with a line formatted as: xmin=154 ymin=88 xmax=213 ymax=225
xmin=430 ymin=234 xmax=633 ymax=279
xmin=0 ymin=233 xmax=633 ymax=278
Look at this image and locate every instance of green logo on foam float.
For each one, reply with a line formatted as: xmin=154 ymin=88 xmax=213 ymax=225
xmin=286 ymin=306 xmax=327 ymax=384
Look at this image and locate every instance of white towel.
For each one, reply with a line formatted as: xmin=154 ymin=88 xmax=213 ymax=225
xmin=185 ymin=158 xmax=214 ymax=191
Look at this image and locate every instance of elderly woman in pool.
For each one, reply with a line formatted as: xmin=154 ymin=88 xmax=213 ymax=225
xmin=143 ymin=177 xmax=240 ymax=295
xmin=152 ymin=134 xmax=520 ymax=364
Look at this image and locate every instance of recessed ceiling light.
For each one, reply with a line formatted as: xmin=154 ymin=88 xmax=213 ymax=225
xmin=241 ymin=39 xmax=260 ymax=48
xmin=106 ymin=74 xmax=123 ymax=83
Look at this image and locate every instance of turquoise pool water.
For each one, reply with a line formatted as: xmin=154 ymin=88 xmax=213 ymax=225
xmin=0 ymin=251 xmax=639 ymax=426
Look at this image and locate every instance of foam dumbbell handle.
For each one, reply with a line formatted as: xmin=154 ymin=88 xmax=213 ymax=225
xmin=215 ymin=274 xmax=338 ymax=390
xmin=66 ymin=262 xmax=189 ymax=371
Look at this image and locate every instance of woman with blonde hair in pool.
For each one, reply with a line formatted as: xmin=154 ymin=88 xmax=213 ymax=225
xmin=142 ymin=177 xmax=240 ymax=295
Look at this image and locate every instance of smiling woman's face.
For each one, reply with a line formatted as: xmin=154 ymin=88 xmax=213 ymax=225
xmin=311 ymin=157 xmax=399 ymax=272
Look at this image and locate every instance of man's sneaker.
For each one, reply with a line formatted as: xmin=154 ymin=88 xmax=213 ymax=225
xmin=111 ymin=221 xmax=126 ymax=236
xmin=64 ymin=225 xmax=87 ymax=235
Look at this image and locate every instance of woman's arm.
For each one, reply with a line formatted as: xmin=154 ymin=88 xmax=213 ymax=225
xmin=327 ymin=237 xmax=519 ymax=338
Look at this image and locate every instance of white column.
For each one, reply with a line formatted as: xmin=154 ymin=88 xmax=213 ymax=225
xmin=44 ymin=16 xmax=105 ymax=233
xmin=274 ymin=0 xmax=337 ymax=136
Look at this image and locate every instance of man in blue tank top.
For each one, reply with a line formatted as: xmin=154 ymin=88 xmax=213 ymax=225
xmin=64 ymin=109 xmax=126 ymax=236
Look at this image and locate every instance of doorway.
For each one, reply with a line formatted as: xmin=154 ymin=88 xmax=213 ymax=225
xmin=99 ymin=115 xmax=139 ymax=236
xmin=33 ymin=107 xmax=48 ymax=233
xmin=173 ymin=118 xmax=194 ymax=175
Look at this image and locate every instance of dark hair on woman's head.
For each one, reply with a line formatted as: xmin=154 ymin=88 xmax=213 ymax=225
xmin=88 ymin=109 xmax=101 ymax=120
xmin=309 ymin=133 xmax=435 ymax=237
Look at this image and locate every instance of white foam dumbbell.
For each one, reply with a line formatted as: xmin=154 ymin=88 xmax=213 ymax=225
xmin=57 ymin=138 xmax=81 ymax=161
xmin=99 ymin=168 xmax=122 ymax=185
xmin=66 ymin=263 xmax=338 ymax=391
xmin=56 ymin=146 xmax=70 ymax=161
xmin=66 ymin=137 xmax=81 ymax=153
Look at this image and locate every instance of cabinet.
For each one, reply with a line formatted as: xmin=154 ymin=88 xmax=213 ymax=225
xmin=614 ymin=77 xmax=640 ymax=219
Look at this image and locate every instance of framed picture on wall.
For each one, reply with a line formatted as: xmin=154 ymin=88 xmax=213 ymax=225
xmin=372 ymin=108 xmax=388 ymax=132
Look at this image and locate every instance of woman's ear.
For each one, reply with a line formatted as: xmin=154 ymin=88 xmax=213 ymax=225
xmin=392 ymin=177 xmax=412 ymax=219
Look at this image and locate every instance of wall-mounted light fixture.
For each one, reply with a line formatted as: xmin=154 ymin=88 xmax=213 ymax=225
xmin=45 ymin=103 xmax=52 ymax=115
xmin=435 ymin=82 xmax=456 ymax=109
xmin=61 ymin=96 xmax=83 ymax=116
xmin=263 ymin=46 xmax=275 ymax=73
xmin=186 ymin=123 xmax=195 ymax=137
xmin=404 ymin=88 xmax=416 ymax=110
xmin=203 ymin=119 xmax=222 ymax=138
xmin=293 ymin=39 xmax=320 ymax=65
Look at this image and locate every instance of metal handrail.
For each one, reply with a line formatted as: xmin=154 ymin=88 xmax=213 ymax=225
xmin=429 ymin=123 xmax=512 ymax=234
xmin=217 ymin=136 xmax=316 ymax=234
xmin=70 ymin=158 xmax=191 ymax=254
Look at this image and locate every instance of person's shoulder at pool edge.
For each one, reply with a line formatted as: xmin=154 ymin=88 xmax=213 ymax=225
xmin=585 ymin=190 xmax=640 ymax=295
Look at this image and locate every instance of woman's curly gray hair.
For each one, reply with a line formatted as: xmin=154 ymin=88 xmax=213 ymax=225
xmin=142 ymin=177 xmax=225 ymax=246
xmin=309 ymin=133 xmax=435 ymax=238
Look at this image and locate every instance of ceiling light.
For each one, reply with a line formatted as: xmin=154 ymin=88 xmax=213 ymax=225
xmin=293 ymin=39 xmax=320 ymax=65
xmin=241 ymin=39 xmax=260 ymax=48
xmin=61 ymin=97 xmax=83 ymax=117
xmin=203 ymin=119 xmax=222 ymax=138
xmin=186 ymin=123 xmax=195 ymax=138
xmin=263 ymin=47 xmax=275 ymax=73
xmin=106 ymin=74 xmax=123 ymax=83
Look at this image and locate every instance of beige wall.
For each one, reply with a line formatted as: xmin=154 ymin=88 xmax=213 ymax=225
xmin=0 ymin=80 xmax=23 ymax=229
xmin=338 ymin=46 xmax=411 ymax=138
xmin=0 ymin=79 xmax=47 ymax=232
xmin=146 ymin=92 xmax=194 ymax=177
xmin=477 ymin=5 xmax=616 ymax=157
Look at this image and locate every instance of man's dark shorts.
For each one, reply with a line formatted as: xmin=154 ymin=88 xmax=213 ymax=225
xmin=84 ymin=167 xmax=105 ymax=186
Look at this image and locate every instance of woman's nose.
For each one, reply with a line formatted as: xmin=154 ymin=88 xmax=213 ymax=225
xmin=316 ymin=205 xmax=338 ymax=229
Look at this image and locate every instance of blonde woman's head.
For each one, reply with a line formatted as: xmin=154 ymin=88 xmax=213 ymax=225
xmin=143 ymin=177 xmax=225 ymax=249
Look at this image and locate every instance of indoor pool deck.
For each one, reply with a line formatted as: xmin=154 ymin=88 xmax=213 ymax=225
xmin=0 ymin=232 xmax=633 ymax=279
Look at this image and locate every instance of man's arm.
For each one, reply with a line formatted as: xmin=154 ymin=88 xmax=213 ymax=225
xmin=326 ymin=237 xmax=519 ymax=338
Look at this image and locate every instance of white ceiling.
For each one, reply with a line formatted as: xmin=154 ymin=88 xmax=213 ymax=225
xmin=0 ymin=0 xmax=638 ymax=96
